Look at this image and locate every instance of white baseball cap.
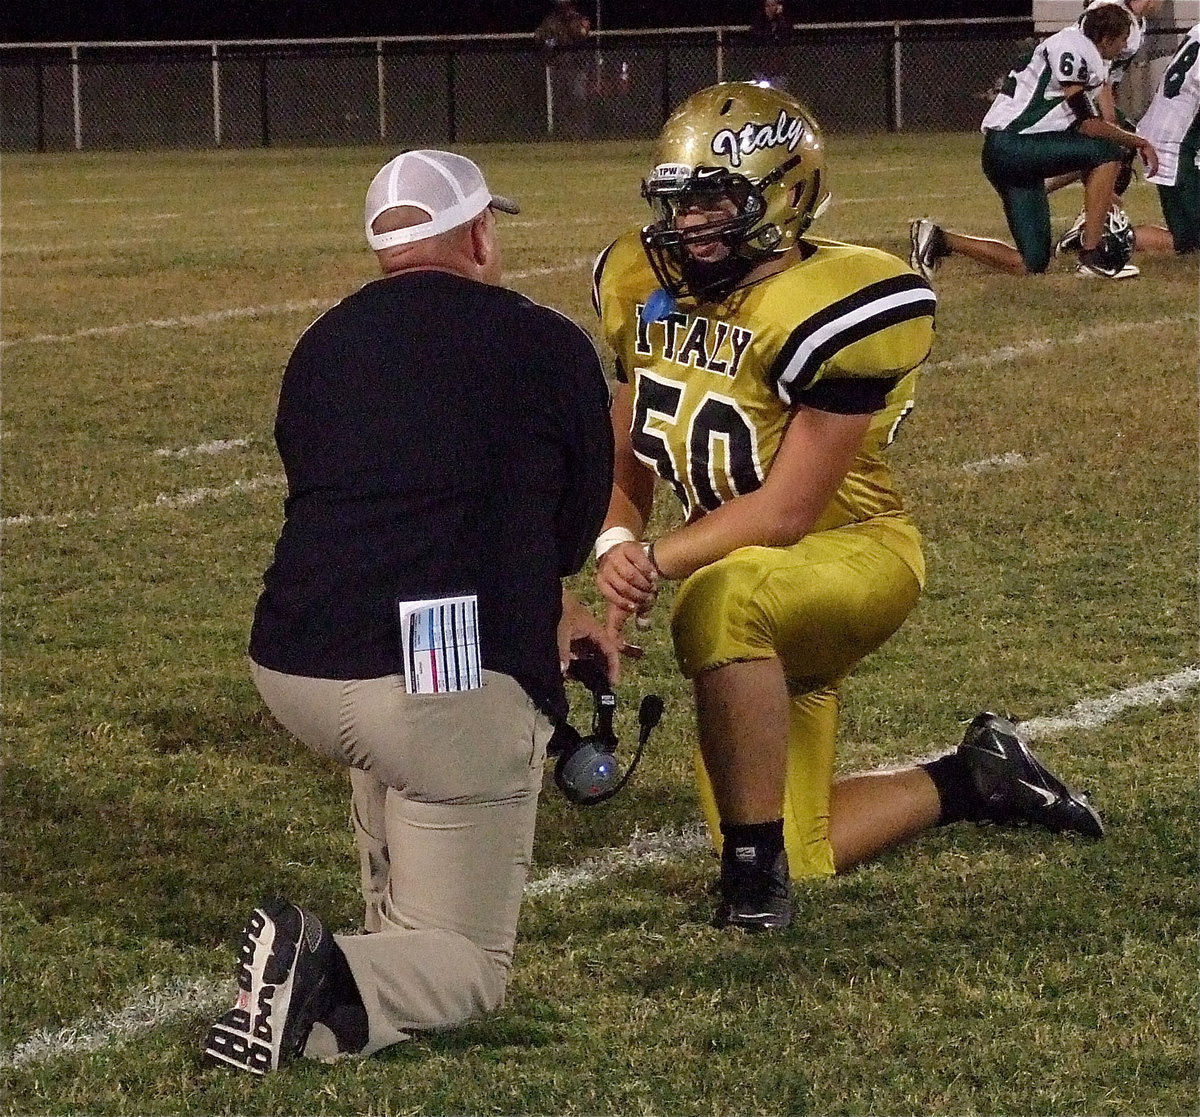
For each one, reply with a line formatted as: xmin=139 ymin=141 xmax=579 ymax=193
xmin=364 ymin=149 xmax=520 ymax=251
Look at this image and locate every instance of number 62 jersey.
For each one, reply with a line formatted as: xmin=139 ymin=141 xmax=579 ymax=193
xmin=592 ymin=229 xmax=937 ymax=535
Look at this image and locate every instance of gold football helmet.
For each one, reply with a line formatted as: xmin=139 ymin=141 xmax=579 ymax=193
xmin=641 ymin=81 xmax=830 ymax=301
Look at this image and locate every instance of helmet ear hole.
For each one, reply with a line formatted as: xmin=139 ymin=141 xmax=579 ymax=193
xmin=756 ymin=226 xmax=783 ymax=251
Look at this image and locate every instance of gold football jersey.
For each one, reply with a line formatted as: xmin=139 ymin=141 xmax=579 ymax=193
xmin=593 ymin=230 xmax=936 ymax=533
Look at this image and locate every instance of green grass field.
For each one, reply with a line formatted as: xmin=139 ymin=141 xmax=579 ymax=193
xmin=2 ymin=134 xmax=1197 ymax=1116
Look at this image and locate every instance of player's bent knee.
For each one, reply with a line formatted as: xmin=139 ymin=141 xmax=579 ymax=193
xmin=1020 ymin=248 xmax=1050 ymax=275
xmin=670 ymin=554 xmax=772 ymax=678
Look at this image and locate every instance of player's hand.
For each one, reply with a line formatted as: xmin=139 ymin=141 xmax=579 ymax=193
xmin=1138 ymin=139 xmax=1159 ymax=178
xmin=596 ymin=540 xmax=658 ymax=615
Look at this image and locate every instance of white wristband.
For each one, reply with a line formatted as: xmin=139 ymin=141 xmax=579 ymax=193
xmin=594 ymin=526 xmax=637 ymax=560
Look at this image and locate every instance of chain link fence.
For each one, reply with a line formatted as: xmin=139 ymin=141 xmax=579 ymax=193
xmin=0 ymin=21 xmax=1188 ymax=153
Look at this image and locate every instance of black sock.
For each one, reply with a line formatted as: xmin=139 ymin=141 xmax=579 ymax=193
xmin=922 ymin=752 xmax=986 ymax=826
xmin=721 ymin=818 xmax=785 ymax=869
xmin=318 ymin=942 xmax=369 ymax=1054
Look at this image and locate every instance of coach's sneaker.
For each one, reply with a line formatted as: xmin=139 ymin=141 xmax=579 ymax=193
xmin=956 ymin=712 xmax=1104 ymax=839
xmin=909 ymin=218 xmax=948 ymax=282
xmin=1055 ymin=209 xmax=1087 ymax=256
xmin=713 ymin=846 xmax=793 ymax=932
xmin=1076 ymin=248 xmax=1140 ymax=280
xmin=204 ymin=899 xmax=334 ymax=1075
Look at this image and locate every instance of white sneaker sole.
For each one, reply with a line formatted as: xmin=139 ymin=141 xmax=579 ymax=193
xmin=204 ymin=906 xmax=298 ymax=1075
xmin=1076 ymin=263 xmax=1140 ymax=279
xmin=908 ymin=220 xmax=934 ymax=280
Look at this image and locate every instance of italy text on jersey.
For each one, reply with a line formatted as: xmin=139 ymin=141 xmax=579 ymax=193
xmin=634 ymin=308 xmax=755 ymax=377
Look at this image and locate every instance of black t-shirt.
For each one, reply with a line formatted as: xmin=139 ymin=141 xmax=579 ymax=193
xmin=248 ymin=269 xmax=613 ymax=720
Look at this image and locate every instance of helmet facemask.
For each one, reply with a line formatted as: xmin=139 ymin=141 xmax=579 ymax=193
xmin=640 ymin=164 xmax=790 ymax=302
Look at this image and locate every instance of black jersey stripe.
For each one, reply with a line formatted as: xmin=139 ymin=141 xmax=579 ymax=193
xmin=768 ymin=273 xmax=935 ymax=396
xmin=771 ymin=274 xmax=929 ymax=384
xmin=776 ymin=294 xmax=936 ymax=406
xmin=591 ymin=240 xmax=617 ymax=317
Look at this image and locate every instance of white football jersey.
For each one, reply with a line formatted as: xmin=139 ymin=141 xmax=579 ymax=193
xmin=983 ymin=26 xmax=1109 ymax=134
xmin=1137 ymin=24 xmax=1200 ymax=186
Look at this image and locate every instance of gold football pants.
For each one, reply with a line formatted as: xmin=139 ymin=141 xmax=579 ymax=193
xmin=670 ymin=513 xmax=924 ymax=878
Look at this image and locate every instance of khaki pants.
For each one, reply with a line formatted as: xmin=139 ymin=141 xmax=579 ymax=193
xmin=250 ymin=663 xmax=553 ymax=1057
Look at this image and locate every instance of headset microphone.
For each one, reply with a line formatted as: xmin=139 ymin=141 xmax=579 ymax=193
xmin=550 ymin=657 xmax=664 ymax=806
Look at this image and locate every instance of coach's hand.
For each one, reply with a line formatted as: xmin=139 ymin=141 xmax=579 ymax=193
xmin=559 ymin=589 xmax=622 ymax=685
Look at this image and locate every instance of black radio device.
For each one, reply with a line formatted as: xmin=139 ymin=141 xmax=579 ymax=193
xmin=548 ymin=657 xmax=664 ymax=806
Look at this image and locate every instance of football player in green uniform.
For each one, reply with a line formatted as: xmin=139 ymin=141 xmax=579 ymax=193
xmin=1047 ymin=0 xmax=1165 ymax=202
xmin=1132 ymin=22 xmax=1200 ymax=255
xmin=911 ymin=3 xmax=1158 ymax=279
xmin=592 ymin=82 xmax=1104 ymax=932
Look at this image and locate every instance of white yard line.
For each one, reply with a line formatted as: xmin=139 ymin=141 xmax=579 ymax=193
xmin=927 ymin=315 xmax=1194 ymax=373
xmin=1 ymin=667 xmax=1195 ymax=1070
xmin=848 ymin=164 xmax=917 ymax=174
xmin=836 ymin=192 xmax=957 ymax=205
xmin=5 ymin=219 xmax=68 ymax=231
xmin=4 ymin=236 xmax=160 ymax=256
xmin=154 ymin=438 xmax=251 ymax=459
xmin=61 ymin=196 xmax=152 ymax=205
xmin=12 ymin=198 xmax=353 ymax=213
xmin=506 ymin=215 xmax=620 ymax=229
xmin=2 ymin=301 xmax=329 ymax=349
xmin=525 ymin=824 xmax=708 ymax=897
xmin=0 ymin=976 xmax=230 ymax=1071
xmin=509 ymin=256 xmax=594 ymax=279
xmin=192 ymin=203 xmax=353 ymax=217
xmin=148 ymin=474 xmax=284 ymax=510
xmin=3 ymin=260 xmax=592 ymax=350
xmin=1019 ymin=666 xmax=1200 ymax=741
xmin=2 ymin=474 xmax=285 ymax=528
xmin=961 ymin=451 xmax=1033 ymax=474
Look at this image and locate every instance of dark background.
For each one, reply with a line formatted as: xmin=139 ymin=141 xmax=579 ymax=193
xmin=4 ymin=1 xmax=1032 ymax=43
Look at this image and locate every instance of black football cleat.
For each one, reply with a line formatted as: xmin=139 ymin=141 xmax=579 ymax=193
xmin=713 ymin=846 xmax=793 ymax=932
xmin=956 ymin=712 xmax=1104 ymax=839
xmin=203 ymin=899 xmax=335 ymax=1075
xmin=1054 ymin=209 xmax=1086 ymax=256
xmin=1076 ymin=248 xmax=1140 ymax=280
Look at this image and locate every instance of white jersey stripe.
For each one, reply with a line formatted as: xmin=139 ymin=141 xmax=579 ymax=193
xmin=775 ymin=287 xmax=935 ymax=399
